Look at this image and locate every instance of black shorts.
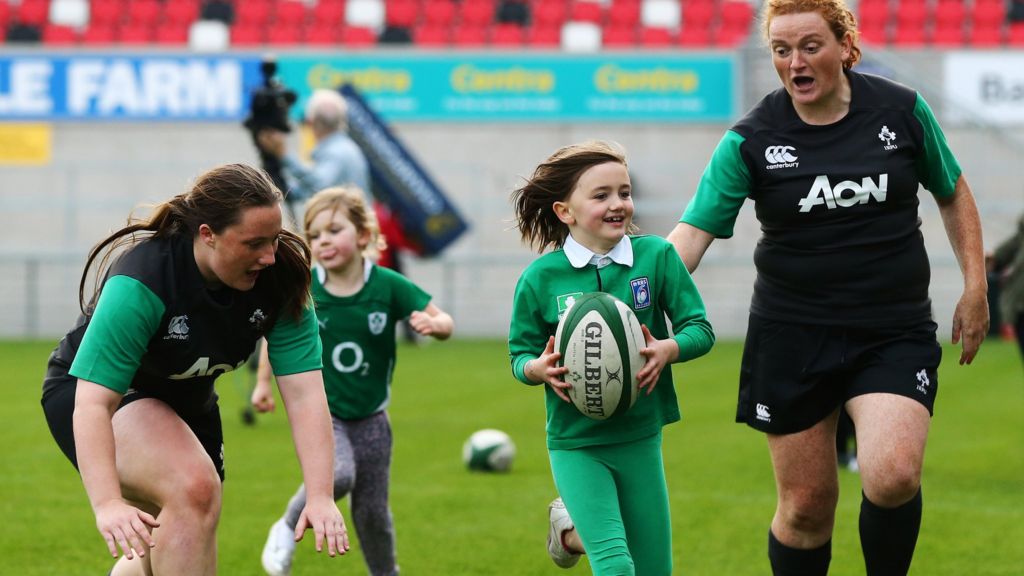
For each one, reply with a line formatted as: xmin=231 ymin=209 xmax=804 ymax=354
xmin=41 ymin=360 xmax=226 ymax=481
xmin=737 ymin=313 xmax=942 ymax=434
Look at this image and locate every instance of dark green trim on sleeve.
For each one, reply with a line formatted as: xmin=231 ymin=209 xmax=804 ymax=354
xmin=69 ymin=275 xmax=166 ymax=394
xmin=267 ymin=304 xmax=323 ymax=376
xmin=912 ymin=94 xmax=961 ymax=198
xmin=680 ymin=130 xmax=752 ymax=238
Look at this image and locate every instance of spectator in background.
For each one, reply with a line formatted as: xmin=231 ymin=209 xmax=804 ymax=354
xmin=988 ymin=213 xmax=1024 ymax=361
xmin=257 ymin=89 xmax=370 ymax=219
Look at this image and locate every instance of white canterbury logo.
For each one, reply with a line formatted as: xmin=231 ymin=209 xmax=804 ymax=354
xmin=798 ymin=174 xmax=888 ymax=213
xmin=756 ymin=403 xmax=771 ymax=422
xmin=765 ymin=145 xmax=798 ymax=163
xmin=765 ymin=146 xmax=799 ymax=170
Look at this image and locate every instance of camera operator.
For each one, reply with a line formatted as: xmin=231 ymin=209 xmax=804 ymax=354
xmin=256 ymin=89 xmax=370 ymax=213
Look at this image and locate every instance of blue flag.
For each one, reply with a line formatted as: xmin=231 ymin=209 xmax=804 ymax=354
xmin=339 ymin=84 xmax=468 ymax=257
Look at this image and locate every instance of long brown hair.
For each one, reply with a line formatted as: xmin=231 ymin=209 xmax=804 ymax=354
xmin=761 ymin=0 xmax=862 ymax=70
xmin=511 ymin=140 xmax=638 ymax=253
xmin=79 ymin=163 xmax=312 ymax=320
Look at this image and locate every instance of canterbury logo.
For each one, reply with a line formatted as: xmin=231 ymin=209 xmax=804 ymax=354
xmin=764 ymin=145 xmax=798 ymax=164
xmin=756 ymin=403 xmax=771 ymax=422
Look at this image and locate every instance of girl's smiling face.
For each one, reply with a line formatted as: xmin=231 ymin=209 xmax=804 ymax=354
xmin=554 ymin=161 xmax=633 ymax=254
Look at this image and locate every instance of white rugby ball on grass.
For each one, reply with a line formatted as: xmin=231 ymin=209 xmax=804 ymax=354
xmin=554 ymin=292 xmax=646 ymax=420
xmin=463 ymin=429 xmax=516 ymax=472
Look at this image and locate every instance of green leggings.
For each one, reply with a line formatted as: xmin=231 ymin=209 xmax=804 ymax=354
xmin=549 ymin=432 xmax=672 ymax=576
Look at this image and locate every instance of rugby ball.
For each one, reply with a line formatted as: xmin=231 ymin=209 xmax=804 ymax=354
xmin=554 ymin=292 xmax=646 ymax=420
xmin=463 ymin=429 xmax=516 ymax=472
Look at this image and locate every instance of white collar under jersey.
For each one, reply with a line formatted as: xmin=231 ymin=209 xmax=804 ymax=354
xmin=563 ymin=234 xmax=633 ymax=270
xmin=313 ymin=258 xmax=373 ymax=285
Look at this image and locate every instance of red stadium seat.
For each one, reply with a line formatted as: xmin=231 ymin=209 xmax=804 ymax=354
xmin=895 ymin=0 xmax=930 ymax=29
xmin=0 ymin=3 xmax=8 ymax=29
xmin=525 ymin=23 xmax=561 ymax=46
xmin=719 ymin=1 xmax=753 ymax=31
xmin=266 ymin=24 xmax=302 ymax=45
xmin=1009 ymin=22 xmax=1024 ymax=45
xmin=231 ymin=24 xmax=264 ymax=46
xmin=163 ymin=1 xmax=200 ymax=27
xmin=971 ymin=1 xmax=1006 ymax=30
xmin=42 ymin=24 xmax=78 ymax=45
xmin=678 ymin=26 xmax=712 ymax=47
xmin=858 ymin=22 xmax=888 ymax=45
xmin=933 ymin=1 xmax=966 ymax=29
xmin=81 ymin=25 xmax=117 ymax=44
xmin=305 ymin=24 xmax=340 ymax=45
xmin=275 ymin=1 xmax=309 ymax=28
xmin=423 ymin=0 xmax=458 ymax=25
xmin=90 ymin=0 xmax=124 ymax=27
xmin=127 ymin=0 xmax=162 ymax=26
xmin=682 ymin=1 xmax=716 ymax=29
xmin=15 ymin=0 xmax=49 ymax=27
xmin=714 ymin=24 xmax=749 ymax=46
xmin=602 ymin=23 xmax=636 ymax=46
xmin=459 ymin=0 xmax=495 ymax=26
xmin=154 ymin=24 xmax=190 ymax=45
xmin=413 ymin=23 xmax=450 ymax=45
xmin=570 ymin=1 xmax=605 ymax=24
xmin=607 ymin=0 xmax=640 ymax=28
xmin=891 ymin=23 xmax=927 ymax=46
xmin=312 ymin=1 xmax=346 ymax=25
xmin=235 ymin=1 xmax=273 ymax=27
xmin=930 ymin=23 xmax=965 ymax=45
xmin=118 ymin=25 xmax=154 ymax=44
xmin=386 ymin=0 xmax=420 ymax=27
xmin=968 ymin=24 xmax=1003 ymax=46
xmin=639 ymin=25 xmax=674 ymax=46
xmin=490 ymin=23 xmax=525 ymax=45
xmin=857 ymin=1 xmax=890 ymax=30
xmin=532 ymin=1 xmax=568 ymax=28
xmin=339 ymin=25 xmax=378 ymax=46
xmin=452 ymin=24 xmax=488 ymax=45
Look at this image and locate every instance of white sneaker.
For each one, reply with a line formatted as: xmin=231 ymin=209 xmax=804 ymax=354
xmin=547 ymin=498 xmax=581 ymax=568
xmin=261 ymin=518 xmax=296 ymax=576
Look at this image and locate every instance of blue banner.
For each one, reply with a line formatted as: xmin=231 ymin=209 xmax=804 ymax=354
xmin=340 ymin=84 xmax=468 ymax=256
xmin=0 ymin=53 xmax=737 ymax=123
xmin=0 ymin=54 xmax=260 ymax=120
xmin=279 ymin=53 xmax=736 ymax=122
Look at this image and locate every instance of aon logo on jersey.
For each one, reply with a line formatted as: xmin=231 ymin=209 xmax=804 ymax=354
xmin=798 ymin=174 xmax=888 ymax=213
xmin=169 ymin=357 xmax=247 ymax=380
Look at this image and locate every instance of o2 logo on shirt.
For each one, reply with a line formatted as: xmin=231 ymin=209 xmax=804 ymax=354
xmin=331 ymin=342 xmax=370 ymax=376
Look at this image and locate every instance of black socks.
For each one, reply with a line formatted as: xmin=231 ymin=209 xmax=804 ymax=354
xmin=860 ymin=488 xmax=923 ymax=576
xmin=768 ymin=529 xmax=832 ymax=576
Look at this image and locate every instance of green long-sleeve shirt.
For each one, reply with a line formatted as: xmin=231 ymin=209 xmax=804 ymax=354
xmin=509 ymin=235 xmax=714 ymax=450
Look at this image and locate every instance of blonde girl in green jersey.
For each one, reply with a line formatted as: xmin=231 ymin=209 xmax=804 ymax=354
xmin=253 ymin=186 xmax=453 ymax=576
xmin=508 ymin=141 xmax=714 ymax=575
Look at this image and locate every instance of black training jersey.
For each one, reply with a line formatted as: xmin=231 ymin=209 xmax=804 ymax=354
xmin=44 ymin=234 xmax=321 ymax=411
xmin=682 ymin=70 xmax=961 ymax=327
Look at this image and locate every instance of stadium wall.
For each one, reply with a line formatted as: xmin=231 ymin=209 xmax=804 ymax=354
xmin=0 ymin=49 xmax=1021 ymax=340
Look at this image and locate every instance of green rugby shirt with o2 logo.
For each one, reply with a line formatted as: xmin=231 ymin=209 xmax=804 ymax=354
xmin=508 ymin=234 xmax=715 ymax=450
xmin=311 ymin=263 xmax=431 ymax=420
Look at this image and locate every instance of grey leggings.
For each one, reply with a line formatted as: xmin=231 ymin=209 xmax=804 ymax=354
xmin=283 ymin=411 xmax=397 ymax=576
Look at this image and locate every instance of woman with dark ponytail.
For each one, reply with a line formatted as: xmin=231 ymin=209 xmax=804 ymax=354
xmin=42 ymin=163 xmax=349 ymax=575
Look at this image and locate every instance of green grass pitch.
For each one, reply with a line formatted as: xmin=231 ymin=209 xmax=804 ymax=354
xmin=1 ymin=338 xmax=1021 ymax=574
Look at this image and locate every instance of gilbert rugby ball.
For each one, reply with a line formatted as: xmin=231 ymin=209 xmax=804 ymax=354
xmin=554 ymin=292 xmax=646 ymax=420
